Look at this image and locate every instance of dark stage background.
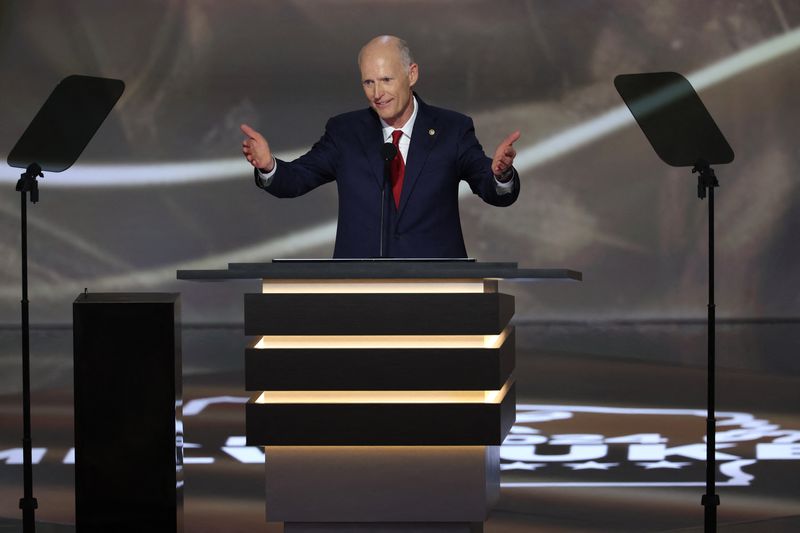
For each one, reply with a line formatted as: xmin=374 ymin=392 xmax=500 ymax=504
xmin=1 ymin=1 xmax=799 ymax=531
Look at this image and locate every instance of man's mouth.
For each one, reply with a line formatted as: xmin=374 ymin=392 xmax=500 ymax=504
xmin=374 ymin=99 xmax=392 ymax=109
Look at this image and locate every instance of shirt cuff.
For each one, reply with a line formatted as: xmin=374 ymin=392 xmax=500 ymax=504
xmin=494 ymin=168 xmax=516 ymax=195
xmin=255 ymin=158 xmax=277 ymax=188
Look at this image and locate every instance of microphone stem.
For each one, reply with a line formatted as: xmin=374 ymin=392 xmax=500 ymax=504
xmin=379 ymin=142 xmax=398 ymax=259
xmin=379 ymin=183 xmax=386 ymax=257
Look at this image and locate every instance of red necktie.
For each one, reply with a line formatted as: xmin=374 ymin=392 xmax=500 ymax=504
xmin=390 ymin=129 xmax=405 ymax=209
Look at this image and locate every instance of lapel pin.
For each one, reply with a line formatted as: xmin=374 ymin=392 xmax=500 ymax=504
xmin=429 ymin=128 xmax=435 ymax=136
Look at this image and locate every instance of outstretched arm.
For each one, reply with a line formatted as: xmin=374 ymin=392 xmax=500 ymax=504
xmin=242 ymin=120 xmax=338 ymax=198
xmin=458 ymin=119 xmax=521 ymax=206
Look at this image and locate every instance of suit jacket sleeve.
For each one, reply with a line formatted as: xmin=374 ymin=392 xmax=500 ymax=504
xmin=456 ymin=117 xmax=520 ymax=207
xmin=258 ymin=119 xmax=339 ymax=198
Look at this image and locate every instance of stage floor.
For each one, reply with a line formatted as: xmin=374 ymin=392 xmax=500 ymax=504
xmin=1 ymin=323 xmax=798 ymax=532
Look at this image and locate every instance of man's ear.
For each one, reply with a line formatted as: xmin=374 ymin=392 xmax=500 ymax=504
xmin=408 ymin=63 xmax=419 ymax=87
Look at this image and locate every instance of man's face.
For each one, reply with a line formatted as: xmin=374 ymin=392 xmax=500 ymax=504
xmin=359 ymin=47 xmax=418 ymax=128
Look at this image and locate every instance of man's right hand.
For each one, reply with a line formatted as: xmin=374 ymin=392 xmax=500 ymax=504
xmin=241 ymin=123 xmax=274 ymax=172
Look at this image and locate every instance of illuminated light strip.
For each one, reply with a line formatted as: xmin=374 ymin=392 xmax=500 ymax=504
xmin=2 ymin=27 xmax=799 ymax=188
xmin=254 ymin=377 xmax=512 ymax=404
xmin=261 ymin=279 xmax=488 ymax=294
xmin=254 ymin=325 xmax=510 ymax=349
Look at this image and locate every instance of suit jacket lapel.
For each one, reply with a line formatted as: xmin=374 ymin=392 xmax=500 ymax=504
xmin=397 ymin=99 xmax=438 ymax=220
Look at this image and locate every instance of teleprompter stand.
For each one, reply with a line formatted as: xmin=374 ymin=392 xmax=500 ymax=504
xmin=615 ymin=72 xmax=734 ymax=533
xmin=7 ymin=74 xmax=124 ymax=533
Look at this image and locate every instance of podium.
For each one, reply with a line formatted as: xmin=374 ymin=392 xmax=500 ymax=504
xmin=179 ymin=260 xmax=580 ymax=532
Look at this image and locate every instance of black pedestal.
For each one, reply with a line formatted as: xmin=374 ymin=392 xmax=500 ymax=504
xmin=72 ymin=293 xmax=182 ymax=533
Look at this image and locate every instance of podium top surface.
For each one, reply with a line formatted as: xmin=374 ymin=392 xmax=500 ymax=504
xmin=177 ymin=260 xmax=582 ymax=281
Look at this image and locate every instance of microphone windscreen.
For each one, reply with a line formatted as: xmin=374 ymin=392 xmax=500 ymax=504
xmin=381 ymin=142 xmax=398 ymax=162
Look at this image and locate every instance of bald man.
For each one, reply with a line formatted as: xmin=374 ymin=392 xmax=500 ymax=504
xmin=241 ymin=35 xmax=520 ymax=258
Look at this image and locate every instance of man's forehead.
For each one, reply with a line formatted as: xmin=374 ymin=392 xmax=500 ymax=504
xmin=360 ymin=42 xmax=403 ymax=62
xmin=360 ymin=53 xmax=402 ymax=75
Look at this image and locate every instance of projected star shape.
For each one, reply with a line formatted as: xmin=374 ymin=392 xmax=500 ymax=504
xmin=636 ymin=460 xmax=692 ymax=469
xmin=564 ymin=461 xmax=619 ymax=470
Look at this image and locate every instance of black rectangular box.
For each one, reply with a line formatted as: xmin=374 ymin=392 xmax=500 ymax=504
xmin=244 ymin=293 xmax=514 ymax=336
xmin=73 ymin=293 xmax=182 ymax=533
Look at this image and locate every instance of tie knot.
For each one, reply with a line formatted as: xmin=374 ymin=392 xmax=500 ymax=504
xmin=391 ymin=130 xmax=403 ymax=145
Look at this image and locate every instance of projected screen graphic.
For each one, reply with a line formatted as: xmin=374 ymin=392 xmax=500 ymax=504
xmin=1 ymin=1 xmax=799 ymax=324
xmin=13 ymin=399 xmax=800 ymax=490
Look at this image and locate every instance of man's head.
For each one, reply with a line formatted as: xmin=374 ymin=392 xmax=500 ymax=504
xmin=358 ymin=35 xmax=418 ymax=128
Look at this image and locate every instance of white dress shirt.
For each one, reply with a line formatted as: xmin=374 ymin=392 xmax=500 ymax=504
xmin=379 ymin=96 xmax=418 ymax=162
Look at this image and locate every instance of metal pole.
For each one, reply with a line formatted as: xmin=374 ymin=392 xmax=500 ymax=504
xmin=19 ymin=185 xmax=37 ymax=532
xmin=697 ymin=164 xmax=719 ymax=533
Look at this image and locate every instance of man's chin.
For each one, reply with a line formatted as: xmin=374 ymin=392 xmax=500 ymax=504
xmin=377 ymin=111 xmax=400 ymax=124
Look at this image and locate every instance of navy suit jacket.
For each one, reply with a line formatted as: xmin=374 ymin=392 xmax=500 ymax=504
xmin=259 ymin=96 xmax=520 ymax=258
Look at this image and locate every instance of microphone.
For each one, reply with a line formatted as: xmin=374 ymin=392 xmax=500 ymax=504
xmin=379 ymin=142 xmax=398 ymax=257
xmin=381 ymin=142 xmax=398 ymax=162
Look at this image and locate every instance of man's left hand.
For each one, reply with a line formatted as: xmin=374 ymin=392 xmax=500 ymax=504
xmin=492 ymin=130 xmax=520 ymax=180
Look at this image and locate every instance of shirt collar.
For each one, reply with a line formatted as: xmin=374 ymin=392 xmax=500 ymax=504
xmin=380 ymin=96 xmax=418 ymax=141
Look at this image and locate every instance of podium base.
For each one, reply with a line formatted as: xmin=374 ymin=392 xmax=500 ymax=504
xmin=266 ymin=446 xmax=498 ymax=523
